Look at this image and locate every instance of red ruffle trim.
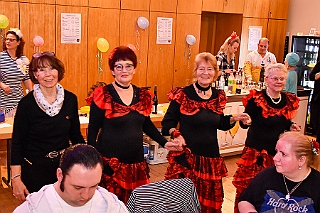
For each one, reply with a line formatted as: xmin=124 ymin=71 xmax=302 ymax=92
xmin=242 ymin=90 xmax=299 ymax=119
xmin=167 ymin=87 xmax=227 ymax=115
xmin=101 ymin=157 xmax=150 ymax=190
xmin=165 ymin=148 xmax=227 ymax=210
xmin=86 ymin=86 xmax=153 ymax=118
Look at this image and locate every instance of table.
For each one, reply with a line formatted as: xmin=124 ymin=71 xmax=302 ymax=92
xmin=0 ymin=113 xmax=165 ymax=186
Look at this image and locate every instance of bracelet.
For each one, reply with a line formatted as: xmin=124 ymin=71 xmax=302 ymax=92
xmin=11 ymin=173 xmax=21 ymax=180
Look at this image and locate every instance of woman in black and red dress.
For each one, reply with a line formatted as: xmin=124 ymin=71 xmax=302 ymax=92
xmin=232 ymin=63 xmax=301 ymax=213
xmin=86 ymin=46 xmax=182 ymax=203
xmin=161 ymin=52 xmax=251 ymax=213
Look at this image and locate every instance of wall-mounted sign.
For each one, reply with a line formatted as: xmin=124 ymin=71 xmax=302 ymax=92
xmin=61 ymin=13 xmax=81 ymax=44
xmin=156 ymin=17 xmax=173 ymax=44
xmin=248 ymin=26 xmax=262 ymax=51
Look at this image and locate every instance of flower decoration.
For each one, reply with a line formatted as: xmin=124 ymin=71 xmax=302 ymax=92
xmin=228 ymin=31 xmax=238 ymax=43
xmin=8 ymin=28 xmax=23 ymax=39
xmin=109 ymin=48 xmax=117 ymax=60
xmin=16 ymin=57 xmax=29 ymax=75
xmin=311 ymin=139 xmax=319 ymax=156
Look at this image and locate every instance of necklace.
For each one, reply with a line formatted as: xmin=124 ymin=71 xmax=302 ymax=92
xmin=195 ymin=81 xmax=211 ymax=95
xmin=266 ymin=88 xmax=281 ymax=104
xmin=115 ymin=81 xmax=130 ymax=89
xmin=282 ymin=168 xmax=311 ymax=200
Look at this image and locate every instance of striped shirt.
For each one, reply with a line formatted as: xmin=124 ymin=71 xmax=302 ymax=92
xmin=0 ymin=51 xmax=30 ymax=112
xmin=126 ymin=178 xmax=201 ymax=212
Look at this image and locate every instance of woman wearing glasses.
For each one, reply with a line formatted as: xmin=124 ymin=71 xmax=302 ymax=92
xmin=86 ymin=46 xmax=182 ymax=203
xmin=10 ymin=52 xmax=85 ymax=202
xmin=232 ymin=63 xmax=301 ymax=213
xmin=0 ymin=28 xmax=32 ymax=117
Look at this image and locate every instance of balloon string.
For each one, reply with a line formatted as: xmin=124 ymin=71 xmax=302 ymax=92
xmin=136 ymin=24 xmax=141 ymax=63
xmin=97 ymin=50 xmax=103 ymax=82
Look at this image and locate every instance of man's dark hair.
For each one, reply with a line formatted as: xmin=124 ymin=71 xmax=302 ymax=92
xmin=59 ymin=144 xmax=103 ymax=191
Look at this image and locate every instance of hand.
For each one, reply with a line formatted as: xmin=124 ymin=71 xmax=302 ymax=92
xmin=232 ymin=113 xmax=252 ymax=125
xmin=290 ymin=123 xmax=301 ymax=132
xmin=164 ymin=135 xmax=186 ymax=151
xmin=12 ymin=178 xmax=29 ymax=202
xmin=1 ymin=84 xmax=11 ymax=94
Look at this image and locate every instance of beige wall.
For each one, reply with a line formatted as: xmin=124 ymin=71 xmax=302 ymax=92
xmin=287 ymin=0 xmax=320 ymax=48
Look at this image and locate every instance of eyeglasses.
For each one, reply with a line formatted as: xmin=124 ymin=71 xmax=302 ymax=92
xmin=114 ymin=64 xmax=134 ymax=71
xmin=33 ymin=52 xmax=55 ymax=58
xmin=5 ymin=38 xmax=16 ymax=42
xmin=266 ymin=77 xmax=286 ymax=82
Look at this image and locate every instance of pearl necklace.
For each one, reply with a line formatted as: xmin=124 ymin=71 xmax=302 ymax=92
xmin=266 ymin=88 xmax=281 ymax=104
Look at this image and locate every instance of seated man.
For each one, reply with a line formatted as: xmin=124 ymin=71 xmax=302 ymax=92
xmin=244 ymin=38 xmax=277 ymax=82
xmin=13 ymin=144 xmax=129 ymax=213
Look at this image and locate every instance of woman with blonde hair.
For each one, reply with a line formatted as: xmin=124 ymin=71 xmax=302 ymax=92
xmin=216 ymin=31 xmax=240 ymax=78
xmin=232 ymin=63 xmax=301 ymax=213
xmin=161 ymin=52 xmax=251 ymax=212
xmin=239 ymin=131 xmax=320 ymax=213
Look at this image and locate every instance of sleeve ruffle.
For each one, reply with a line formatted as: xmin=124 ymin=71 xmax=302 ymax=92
xmin=167 ymin=87 xmax=227 ymax=115
xmin=242 ymin=90 xmax=299 ymax=120
xmin=86 ymin=86 xmax=153 ymax=118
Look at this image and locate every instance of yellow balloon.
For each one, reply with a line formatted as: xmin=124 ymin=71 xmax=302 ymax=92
xmin=97 ymin=38 xmax=109 ymax=52
xmin=0 ymin=14 xmax=9 ymax=29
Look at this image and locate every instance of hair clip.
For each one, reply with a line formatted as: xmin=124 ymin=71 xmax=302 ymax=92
xmin=8 ymin=28 xmax=23 ymax=39
xmin=311 ymin=139 xmax=319 ymax=156
xmin=228 ymin=31 xmax=238 ymax=43
xmin=109 ymin=48 xmax=117 ymax=60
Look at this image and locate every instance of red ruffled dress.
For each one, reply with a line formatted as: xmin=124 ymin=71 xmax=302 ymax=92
xmin=86 ymin=84 xmax=167 ymax=203
xmin=232 ymin=89 xmax=299 ymax=213
xmin=161 ymin=86 xmax=234 ymax=213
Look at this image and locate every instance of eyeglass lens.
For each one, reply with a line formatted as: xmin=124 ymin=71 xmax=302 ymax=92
xmin=114 ymin=64 xmax=134 ymax=71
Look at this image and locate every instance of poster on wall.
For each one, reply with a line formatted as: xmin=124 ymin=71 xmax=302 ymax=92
xmin=61 ymin=13 xmax=81 ymax=44
xmin=156 ymin=17 xmax=173 ymax=44
xmin=248 ymin=26 xmax=262 ymax=51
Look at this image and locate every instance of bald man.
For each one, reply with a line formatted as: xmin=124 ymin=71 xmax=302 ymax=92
xmin=244 ymin=38 xmax=277 ymax=82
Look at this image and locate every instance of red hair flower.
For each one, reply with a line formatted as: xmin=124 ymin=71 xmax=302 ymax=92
xmin=109 ymin=48 xmax=117 ymax=60
xmin=228 ymin=31 xmax=238 ymax=43
xmin=311 ymin=139 xmax=319 ymax=155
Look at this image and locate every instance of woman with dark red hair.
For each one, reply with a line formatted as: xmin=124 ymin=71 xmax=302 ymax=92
xmin=86 ymin=46 xmax=182 ymax=203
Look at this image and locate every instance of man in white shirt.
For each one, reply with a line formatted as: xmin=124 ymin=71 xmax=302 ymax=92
xmin=13 ymin=144 xmax=129 ymax=213
xmin=244 ymin=38 xmax=277 ymax=82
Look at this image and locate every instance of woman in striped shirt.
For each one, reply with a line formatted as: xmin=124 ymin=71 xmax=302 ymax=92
xmin=0 ymin=28 xmax=32 ymax=116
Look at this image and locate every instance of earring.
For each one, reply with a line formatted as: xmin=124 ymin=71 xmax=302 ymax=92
xmin=298 ymin=166 xmax=302 ymax=170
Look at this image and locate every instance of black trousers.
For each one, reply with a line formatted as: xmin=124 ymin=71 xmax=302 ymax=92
xmin=310 ymin=103 xmax=320 ymax=141
xmin=21 ymin=157 xmax=60 ymax=193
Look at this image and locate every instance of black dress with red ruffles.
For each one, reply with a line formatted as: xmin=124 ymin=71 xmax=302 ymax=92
xmin=161 ymin=85 xmax=234 ymax=213
xmin=232 ymin=89 xmax=300 ymax=213
xmin=86 ymin=84 xmax=167 ymax=203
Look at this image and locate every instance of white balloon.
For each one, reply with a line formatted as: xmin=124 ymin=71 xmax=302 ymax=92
xmin=137 ymin=16 xmax=149 ymax=29
xmin=186 ymin=35 xmax=196 ymax=45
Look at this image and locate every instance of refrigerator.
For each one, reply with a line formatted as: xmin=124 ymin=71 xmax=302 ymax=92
xmin=291 ymin=35 xmax=320 ymax=135
xmin=291 ymin=35 xmax=320 ymax=88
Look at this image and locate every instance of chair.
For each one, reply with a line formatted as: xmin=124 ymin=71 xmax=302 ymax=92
xmin=126 ymin=178 xmax=200 ymax=213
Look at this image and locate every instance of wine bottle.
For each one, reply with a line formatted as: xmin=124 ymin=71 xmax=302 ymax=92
xmin=259 ymin=63 xmax=265 ymax=83
xmin=152 ymin=85 xmax=158 ymax=114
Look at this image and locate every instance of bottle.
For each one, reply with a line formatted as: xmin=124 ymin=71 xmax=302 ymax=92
xmin=152 ymin=85 xmax=158 ymax=114
xmin=218 ymin=74 xmax=225 ymax=90
xmin=236 ymin=72 xmax=242 ymax=94
xmin=228 ymin=73 xmax=234 ymax=94
xmin=259 ymin=63 xmax=265 ymax=83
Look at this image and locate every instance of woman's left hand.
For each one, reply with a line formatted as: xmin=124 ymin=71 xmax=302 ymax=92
xmin=231 ymin=113 xmax=252 ymax=125
xmin=164 ymin=135 xmax=186 ymax=151
xmin=290 ymin=123 xmax=301 ymax=131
